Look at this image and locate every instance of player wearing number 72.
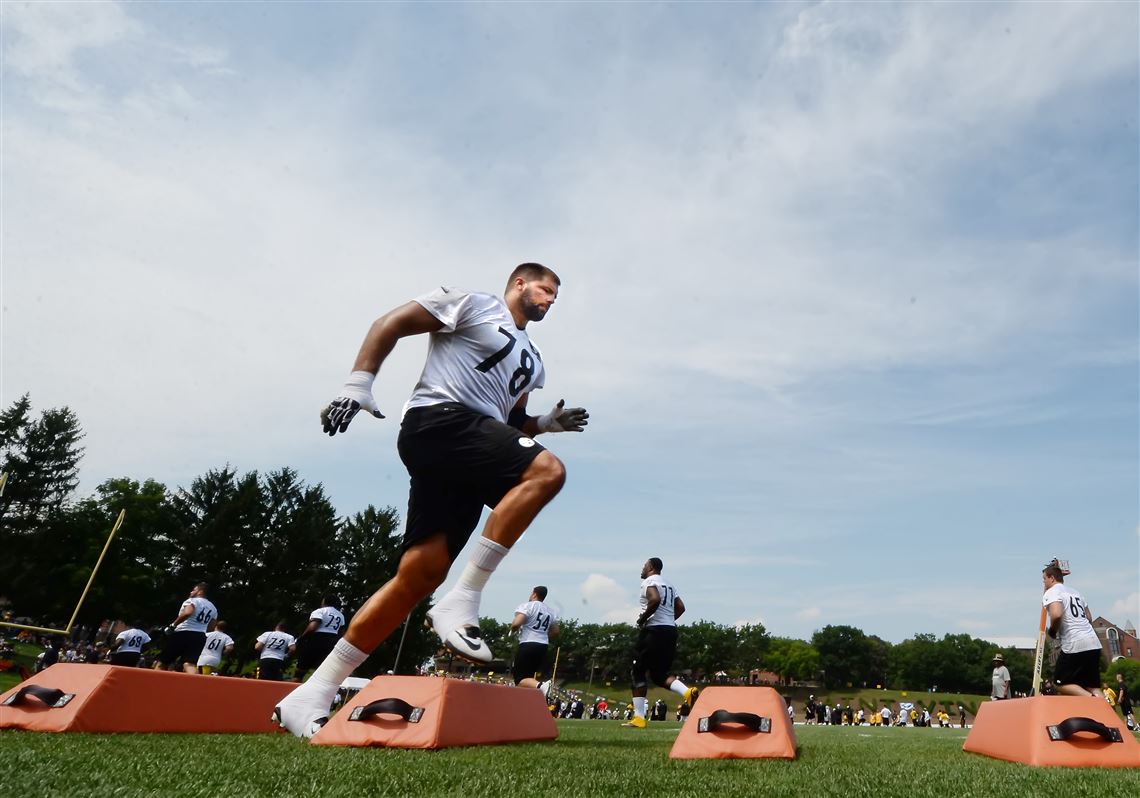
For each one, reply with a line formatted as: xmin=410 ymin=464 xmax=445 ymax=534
xmin=274 ymin=263 xmax=588 ymax=737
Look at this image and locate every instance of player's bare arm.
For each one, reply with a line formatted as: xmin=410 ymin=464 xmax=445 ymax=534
xmin=321 ymin=303 xmax=445 ymax=436
xmin=549 ymin=622 xmax=560 ymax=638
xmin=511 ymin=612 xmax=528 ymax=633
xmin=509 ymin=393 xmax=589 ymax=437
xmin=300 ymin=619 xmax=321 ymax=639
xmin=638 ymin=586 xmax=661 ymax=627
xmin=171 ymin=602 xmax=194 ymax=628
xmin=1046 ymin=600 xmax=1064 ymax=637
xmin=674 ymin=596 xmax=686 ymax=621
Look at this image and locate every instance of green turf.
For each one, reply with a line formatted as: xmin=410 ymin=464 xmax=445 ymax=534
xmin=1 ymin=720 xmax=1136 ymax=797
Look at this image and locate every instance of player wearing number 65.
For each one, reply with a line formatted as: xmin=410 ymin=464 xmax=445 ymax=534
xmin=274 ymin=263 xmax=587 ymax=738
xmin=1041 ymin=563 xmax=1105 ymax=699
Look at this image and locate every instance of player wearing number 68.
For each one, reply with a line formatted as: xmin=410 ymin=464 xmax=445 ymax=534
xmin=274 ymin=263 xmax=588 ymax=738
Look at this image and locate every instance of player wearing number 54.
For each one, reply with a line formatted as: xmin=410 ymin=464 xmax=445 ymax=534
xmin=274 ymin=263 xmax=588 ymax=737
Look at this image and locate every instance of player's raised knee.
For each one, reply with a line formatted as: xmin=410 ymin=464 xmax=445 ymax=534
xmin=529 ymin=451 xmax=566 ymax=496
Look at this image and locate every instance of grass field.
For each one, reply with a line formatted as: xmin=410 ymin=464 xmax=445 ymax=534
xmin=2 ymin=719 xmax=1137 ymax=797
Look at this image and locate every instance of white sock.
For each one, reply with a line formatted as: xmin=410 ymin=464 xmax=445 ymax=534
xmin=456 ymin=537 xmax=509 ymax=592
xmin=633 ymin=697 xmax=648 ymax=718
xmin=310 ymin=639 xmax=369 ymax=687
xmin=670 ymin=679 xmax=689 ymax=696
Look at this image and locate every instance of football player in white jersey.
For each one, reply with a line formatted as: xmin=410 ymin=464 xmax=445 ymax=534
xmin=296 ymin=595 xmax=346 ymax=681
xmin=110 ymin=624 xmax=151 ymax=667
xmin=623 ymin=558 xmax=698 ymax=729
xmin=510 ymin=585 xmax=560 ymax=693
xmin=275 ymin=263 xmax=587 ymax=737
xmin=156 ymin=583 xmax=217 ymax=674
xmin=1042 ymin=563 xmax=1104 ymax=698
xmin=255 ymin=622 xmax=298 ymax=682
xmin=197 ymin=620 xmax=235 ymax=675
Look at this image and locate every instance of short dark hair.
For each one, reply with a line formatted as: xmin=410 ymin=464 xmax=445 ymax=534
xmin=215 ymin=620 xmax=227 ymax=632
xmin=507 ymin=262 xmax=560 ymax=291
xmin=533 ymin=585 xmax=548 ymax=601
xmin=323 ymin=594 xmax=342 ymax=610
xmin=1043 ymin=565 xmax=1065 ymax=582
xmin=194 ymin=582 xmax=209 ymax=594
xmin=648 ymin=557 xmax=663 ymax=573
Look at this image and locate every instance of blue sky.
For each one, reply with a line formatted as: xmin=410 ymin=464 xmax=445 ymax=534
xmin=3 ymin=1 xmax=1137 ymax=649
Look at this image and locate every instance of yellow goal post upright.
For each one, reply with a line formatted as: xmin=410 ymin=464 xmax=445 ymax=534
xmin=0 ymin=509 xmax=127 ymax=636
xmin=1031 ymin=557 xmax=1070 ymax=695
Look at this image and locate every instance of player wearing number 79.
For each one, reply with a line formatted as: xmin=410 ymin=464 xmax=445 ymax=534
xmin=274 ymin=263 xmax=588 ymax=737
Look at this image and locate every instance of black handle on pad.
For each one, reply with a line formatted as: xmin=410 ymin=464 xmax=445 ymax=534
xmin=348 ymin=697 xmax=425 ymax=724
xmin=698 ymin=709 xmax=770 ymax=734
xmin=1 ymin=684 xmax=74 ymax=708
xmin=1046 ymin=716 xmax=1123 ymax=743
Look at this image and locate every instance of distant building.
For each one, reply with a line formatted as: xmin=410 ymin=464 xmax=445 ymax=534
xmin=1091 ymin=617 xmax=1139 ymax=663
xmin=748 ymin=669 xmax=782 ymax=685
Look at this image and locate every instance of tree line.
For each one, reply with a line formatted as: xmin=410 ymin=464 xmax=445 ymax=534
xmin=0 ymin=395 xmax=1052 ymax=694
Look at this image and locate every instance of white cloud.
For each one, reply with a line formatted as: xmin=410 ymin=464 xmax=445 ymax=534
xmin=796 ymin=607 xmax=822 ymax=622
xmin=580 ymin=574 xmax=637 ymax=624
xmin=1108 ymin=593 xmax=1139 ymax=625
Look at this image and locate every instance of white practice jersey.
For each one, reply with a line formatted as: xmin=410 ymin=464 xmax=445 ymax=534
xmin=197 ymin=631 xmax=235 ymax=667
xmin=404 ymin=288 xmax=546 ymax=423
xmin=115 ymin=629 xmax=151 ymax=654
xmin=175 ymin=597 xmax=217 ymax=633
xmin=309 ymin=606 xmax=346 ymax=635
xmin=515 ymin=600 xmax=559 ymax=645
xmin=640 ymin=574 xmax=679 ymax=628
xmin=257 ymin=631 xmax=296 ymax=661
xmin=1042 ymin=584 xmax=1101 ymax=653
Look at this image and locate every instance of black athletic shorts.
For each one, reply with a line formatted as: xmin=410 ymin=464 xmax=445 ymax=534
xmin=631 ymin=625 xmax=678 ymax=688
xmin=258 ymin=658 xmax=285 ymax=681
xmin=398 ymin=403 xmax=547 ymax=561
xmin=159 ymin=631 xmax=206 ymax=666
xmin=109 ymin=651 xmax=141 ymax=667
xmin=296 ymin=632 xmax=339 ymax=674
xmin=1053 ymin=648 xmax=1101 ymax=689
xmin=513 ymin=642 xmax=549 ymax=684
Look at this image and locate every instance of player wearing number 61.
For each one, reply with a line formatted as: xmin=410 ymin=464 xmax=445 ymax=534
xmin=274 ymin=263 xmax=588 ymax=737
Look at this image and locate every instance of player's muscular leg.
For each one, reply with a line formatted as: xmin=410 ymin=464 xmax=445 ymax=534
xmin=481 ymin=451 xmax=565 ymax=549
xmin=344 ymin=536 xmax=451 ymax=652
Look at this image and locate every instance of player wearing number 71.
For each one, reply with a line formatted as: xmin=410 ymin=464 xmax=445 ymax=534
xmin=274 ymin=263 xmax=588 ymax=737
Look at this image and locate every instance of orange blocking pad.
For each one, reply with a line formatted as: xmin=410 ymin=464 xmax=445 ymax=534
xmin=310 ymin=675 xmax=557 ymax=749
xmin=0 ymin=664 xmax=295 ymax=733
xmin=963 ymin=695 xmax=1139 ymax=768
xmin=670 ymin=686 xmax=796 ymax=760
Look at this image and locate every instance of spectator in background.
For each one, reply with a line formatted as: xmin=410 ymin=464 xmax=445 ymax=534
xmin=990 ymin=653 xmax=1011 ymax=700
xmin=1116 ymin=672 xmax=1135 ymax=731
